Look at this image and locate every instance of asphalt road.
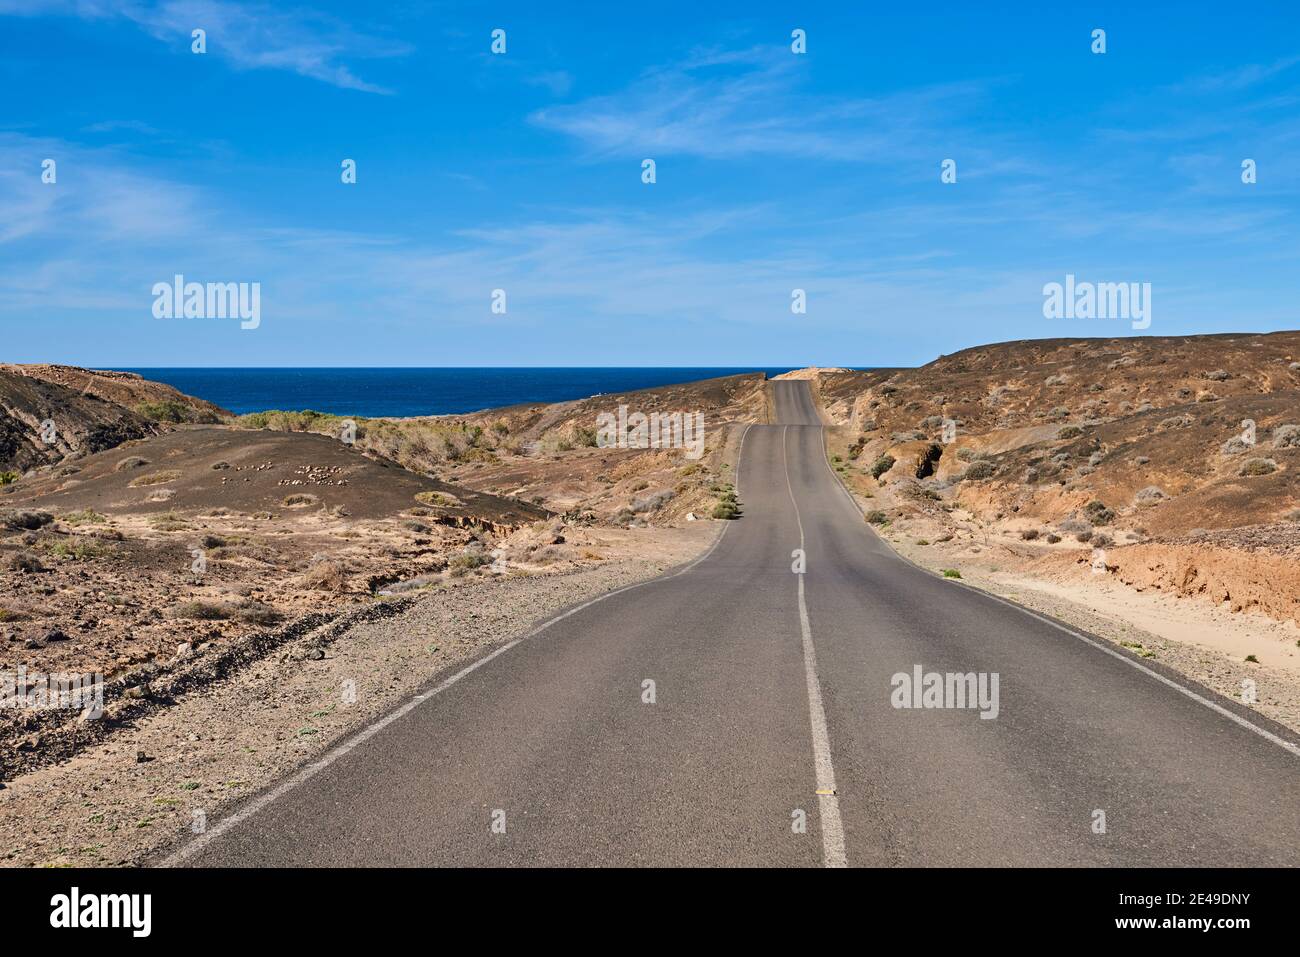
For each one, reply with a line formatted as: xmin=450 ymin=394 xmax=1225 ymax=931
xmin=171 ymin=381 xmax=1300 ymax=867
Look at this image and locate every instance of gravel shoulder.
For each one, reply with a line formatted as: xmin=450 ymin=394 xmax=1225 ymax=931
xmin=0 ymin=522 xmax=714 ymax=867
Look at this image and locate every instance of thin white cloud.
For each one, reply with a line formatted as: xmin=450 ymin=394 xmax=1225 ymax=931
xmin=82 ymin=119 xmax=160 ymax=135
xmin=0 ymin=0 xmax=409 ymax=93
xmin=1171 ymin=55 xmax=1300 ymax=94
xmin=529 ymin=45 xmax=996 ymax=162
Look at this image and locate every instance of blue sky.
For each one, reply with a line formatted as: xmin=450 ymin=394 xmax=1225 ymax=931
xmin=2 ymin=0 xmax=1298 ymax=367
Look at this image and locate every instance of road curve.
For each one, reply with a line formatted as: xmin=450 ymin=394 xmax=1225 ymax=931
xmin=170 ymin=380 xmax=1300 ymax=867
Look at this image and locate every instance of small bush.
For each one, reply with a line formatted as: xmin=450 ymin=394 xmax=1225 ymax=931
xmin=1020 ymin=528 xmax=1040 ymax=540
xmin=301 ymin=559 xmax=349 ymax=592
xmin=1134 ymin=486 xmax=1166 ymax=506
xmin=128 ymin=470 xmax=181 ymax=487
xmin=941 ymin=569 xmax=962 ymax=579
xmin=7 ymin=551 xmax=44 ymax=573
xmin=1272 ymin=424 xmax=1300 ymax=449
xmin=115 ymin=456 xmax=150 ymax=471
xmin=415 ymin=490 xmax=459 ymax=508
xmin=1084 ymin=501 xmax=1116 ymax=526
xmin=234 ymin=601 xmax=282 ymax=626
xmin=864 ymin=510 xmax=888 ymax=525
xmin=173 ymin=601 xmax=230 ymax=621
xmin=869 ymin=454 xmax=896 ymax=479
xmin=1046 ymin=533 xmax=1062 ymax=544
xmin=281 ymin=493 xmax=319 ymax=507
xmin=61 ymin=509 xmax=106 ymax=526
xmin=0 ymin=471 xmax=18 ymax=485
xmin=2 ymin=509 xmax=54 ymax=530
xmin=1056 ymin=425 xmax=1084 ymax=440
xmin=962 ymin=460 xmax=996 ymax=481
xmin=134 ymin=400 xmax=215 ymax=423
xmin=712 ymin=501 xmax=740 ymax=520
xmin=632 ymin=490 xmax=674 ymax=514
xmin=450 ymin=546 xmax=493 ymax=569
xmin=1239 ymin=458 xmax=1277 ymax=477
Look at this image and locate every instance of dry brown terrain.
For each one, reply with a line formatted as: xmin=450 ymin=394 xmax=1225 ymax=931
xmin=5 ymin=339 xmax=1300 ymax=865
xmin=0 ymin=365 xmax=226 ymax=474
xmin=803 ymin=331 xmax=1300 ymax=684
xmin=0 ymin=368 xmax=755 ymax=788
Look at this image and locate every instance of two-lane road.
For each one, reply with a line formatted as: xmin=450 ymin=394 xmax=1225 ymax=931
xmin=169 ymin=381 xmax=1300 ymax=867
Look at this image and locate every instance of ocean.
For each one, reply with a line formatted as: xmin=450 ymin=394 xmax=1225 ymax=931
xmin=122 ymin=368 xmax=798 ymax=418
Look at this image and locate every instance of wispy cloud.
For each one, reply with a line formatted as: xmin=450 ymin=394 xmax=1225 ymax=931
xmin=82 ymin=119 xmax=160 ymax=136
xmin=529 ymin=46 xmax=997 ymax=163
xmin=0 ymin=0 xmax=409 ymax=93
xmin=1171 ymin=55 xmax=1300 ymax=94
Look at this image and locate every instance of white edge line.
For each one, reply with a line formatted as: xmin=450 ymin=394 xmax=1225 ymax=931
xmin=813 ymin=419 xmax=1300 ymax=763
xmin=161 ymin=424 xmax=755 ymax=866
xmin=781 ymin=423 xmax=849 ymax=868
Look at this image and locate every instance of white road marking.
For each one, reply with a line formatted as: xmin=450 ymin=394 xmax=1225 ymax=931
xmin=782 ymin=424 xmax=849 ymax=868
xmin=970 ymin=588 xmax=1300 ymax=760
xmin=813 ymin=416 xmax=1300 ymax=763
xmin=162 ymin=426 xmax=755 ymax=867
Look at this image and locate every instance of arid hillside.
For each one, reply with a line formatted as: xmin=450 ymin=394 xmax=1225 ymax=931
xmin=805 ymin=331 xmax=1300 ymax=628
xmin=0 ymin=365 xmax=227 ymax=475
xmin=228 ymin=372 xmax=767 ymax=525
xmin=0 ymin=366 xmax=753 ymax=783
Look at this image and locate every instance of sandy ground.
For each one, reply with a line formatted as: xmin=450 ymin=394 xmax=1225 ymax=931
xmin=0 ymin=522 xmax=715 ymax=867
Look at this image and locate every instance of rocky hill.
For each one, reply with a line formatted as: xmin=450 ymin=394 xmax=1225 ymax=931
xmin=0 ymin=365 xmax=228 ymax=474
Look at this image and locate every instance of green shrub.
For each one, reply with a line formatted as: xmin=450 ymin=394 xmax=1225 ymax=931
xmin=450 ymin=546 xmax=492 ymax=569
xmin=61 ymin=509 xmax=106 ymax=526
xmin=1084 ymin=500 xmax=1116 ymax=526
xmin=712 ymin=502 xmax=740 ymax=520
xmin=173 ymin=601 xmax=230 ymax=621
xmin=870 ymin=454 xmax=896 ymax=479
xmin=128 ymin=469 xmax=181 ymax=487
xmin=40 ymin=537 xmax=111 ymax=561
xmin=941 ymin=569 xmax=962 ymax=579
xmin=135 ymin=400 xmax=218 ymax=424
xmin=1239 ymin=458 xmax=1277 ymax=477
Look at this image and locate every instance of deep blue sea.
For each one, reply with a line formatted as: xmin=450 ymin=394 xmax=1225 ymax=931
xmin=122 ymin=368 xmax=797 ymax=418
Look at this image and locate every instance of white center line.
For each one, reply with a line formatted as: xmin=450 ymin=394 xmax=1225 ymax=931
xmin=782 ymin=424 xmax=848 ymax=868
